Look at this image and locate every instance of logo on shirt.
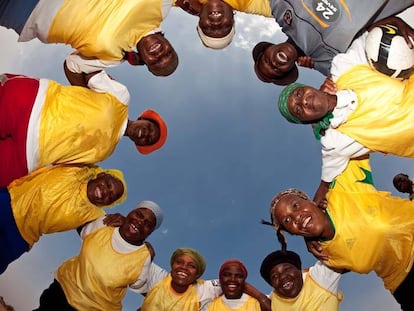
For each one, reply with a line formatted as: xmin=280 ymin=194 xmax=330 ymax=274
xmin=283 ymin=10 xmax=293 ymax=25
xmin=311 ymin=0 xmax=340 ymax=24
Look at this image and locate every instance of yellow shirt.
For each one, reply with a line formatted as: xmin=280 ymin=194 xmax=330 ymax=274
xmin=48 ymin=0 xmax=164 ymax=60
xmin=207 ymin=294 xmax=261 ymax=311
xmin=141 ymin=275 xmax=202 ymax=311
xmin=8 ymin=165 xmax=106 ymax=247
xmin=336 ymin=65 xmax=414 ymax=158
xmin=323 ymin=159 xmax=414 ymax=293
xmin=57 ymin=226 xmax=150 ymax=310
xmin=199 ymin=0 xmax=271 ymax=16
xmin=38 ymin=80 xmax=128 ymax=168
xmin=270 ymin=271 xmax=340 ymax=311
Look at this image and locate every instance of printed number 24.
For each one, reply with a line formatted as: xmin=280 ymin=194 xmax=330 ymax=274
xmin=316 ymin=2 xmax=334 ymax=20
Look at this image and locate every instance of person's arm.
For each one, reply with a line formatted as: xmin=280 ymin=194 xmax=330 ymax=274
xmin=305 ymin=238 xmax=329 ymax=261
xmin=103 ymin=213 xmax=126 ymax=227
xmin=313 ymin=181 xmax=330 ymax=209
xmin=129 ymin=262 xmax=169 ymax=294
xmin=308 ymin=261 xmax=344 ymax=295
xmin=63 ymin=60 xmax=88 ymax=87
xmin=244 ymin=283 xmax=271 ymax=311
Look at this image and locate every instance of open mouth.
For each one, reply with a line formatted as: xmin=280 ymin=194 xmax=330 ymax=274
xmin=276 ymin=51 xmax=288 ymax=64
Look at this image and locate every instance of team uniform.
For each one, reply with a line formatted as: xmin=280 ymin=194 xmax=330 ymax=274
xmin=207 ymin=293 xmax=260 ymax=311
xmin=0 ymin=165 xmax=118 ymax=274
xmin=36 ymin=217 xmax=152 ymax=310
xmin=318 ymin=64 xmax=414 ymax=182
xmin=268 ymin=0 xmax=413 ymax=75
xmin=270 ymin=261 xmax=342 ymax=311
xmin=136 ymin=263 xmax=222 ymax=311
xmin=322 ymin=158 xmax=414 ymax=309
xmin=0 ymin=72 xmax=128 ymax=187
xmin=1 ymin=0 xmax=172 ymax=73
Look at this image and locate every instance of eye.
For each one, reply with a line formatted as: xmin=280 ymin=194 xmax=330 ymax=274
xmin=293 ymin=202 xmax=299 ymax=209
xmin=284 ymin=216 xmax=291 ymax=224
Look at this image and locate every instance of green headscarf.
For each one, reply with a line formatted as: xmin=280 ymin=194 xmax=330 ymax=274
xmin=277 ymin=83 xmax=305 ymax=124
xmin=170 ymin=248 xmax=206 ymax=279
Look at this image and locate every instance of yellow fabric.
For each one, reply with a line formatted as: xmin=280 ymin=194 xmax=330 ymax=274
xmin=38 ymin=80 xmax=128 ymax=168
xmin=8 ymin=165 xmax=107 ymax=247
xmin=207 ymin=295 xmax=261 ymax=311
xmin=270 ymin=271 xmax=341 ymax=311
xmin=48 ymin=0 xmax=164 ymax=60
xmin=141 ymin=275 xmax=202 ymax=311
xmin=57 ymin=226 xmax=150 ymax=310
xmin=198 ymin=0 xmax=271 ymax=16
xmin=335 ymin=65 xmax=414 ymax=157
xmin=323 ymin=158 xmax=414 ymax=293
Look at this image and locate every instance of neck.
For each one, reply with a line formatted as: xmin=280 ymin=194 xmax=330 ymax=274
xmin=327 ymin=94 xmax=338 ymax=113
xmin=171 ymin=282 xmax=190 ymax=294
xmin=320 ymin=212 xmax=335 ymax=240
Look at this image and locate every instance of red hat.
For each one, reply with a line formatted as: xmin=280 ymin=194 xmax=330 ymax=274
xmin=219 ymin=259 xmax=248 ymax=278
xmin=136 ymin=109 xmax=168 ymax=155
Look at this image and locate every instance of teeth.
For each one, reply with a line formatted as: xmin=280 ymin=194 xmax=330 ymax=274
xmin=138 ymin=129 xmax=142 ymax=138
xmin=95 ymin=187 xmax=102 ymax=199
xmin=209 ymin=11 xmax=222 ymax=17
xmin=276 ymin=51 xmax=287 ymax=63
xmin=282 ymin=281 xmax=293 ymax=289
xmin=131 ymin=223 xmax=138 ymax=232
xmin=177 ymin=272 xmax=188 ymax=278
xmin=302 ymin=216 xmax=311 ymax=228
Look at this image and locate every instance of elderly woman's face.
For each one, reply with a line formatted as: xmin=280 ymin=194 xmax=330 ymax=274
xmin=171 ymin=254 xmax=199 ymax=288
xmin=87 ymin=173 xmax=124 ymax=206
xmin=287 ymin=86 xmax=330 ymax=122
xmin=272 ymin=194 xmax=326 ymax=238
xmin=270 ymin=263 xmax=303 ymax=298
xmin=198 ymin=0 xmax=234 ymax=38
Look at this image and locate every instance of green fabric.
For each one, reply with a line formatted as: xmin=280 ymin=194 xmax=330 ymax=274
xmin=312 ymin=112 xmax=334 ymax=140
xmin=277 ymin=83 xmax=305 ymax=124
xmin=170 ymin=248 xmax=206 ymax=278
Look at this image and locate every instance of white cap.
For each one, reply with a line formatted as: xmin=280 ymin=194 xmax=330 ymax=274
xmin=135 ymin=200 xmax=163 ymax=230
xmin=196 ymin=23 xmax=235 ymax=49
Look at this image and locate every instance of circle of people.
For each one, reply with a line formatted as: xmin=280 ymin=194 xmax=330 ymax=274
xmin=0 ymin=1 xmax=414 ymax=310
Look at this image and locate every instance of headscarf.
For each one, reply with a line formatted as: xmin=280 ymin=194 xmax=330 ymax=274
xmin=277 ymin=83 xmax=305 ymax=124
xmin=219 ymin=259 xmax=248 ymax=278
xmin=170 ymin=248 xmax=206 ymax=279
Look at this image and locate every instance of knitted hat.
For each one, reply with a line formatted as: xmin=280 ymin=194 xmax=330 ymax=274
xmin=170 ymin=248 xmax=206 ymax=279
xmin=135 ymin=200 xmax=163 ymax=230
xmin=252 ymin=42 xmax=299 ymax=86
xmin=196 ymin=24 xmax=235 ymax=50
xmin=219 ymin=259 xmax=248 ymax=278
xmin=260 ymin=250 xmax=302 ymax=286
xmin=277 ymin=83 xmax=305 ymax=124
xmin=136 ymin=109 xmax=168 ymax=155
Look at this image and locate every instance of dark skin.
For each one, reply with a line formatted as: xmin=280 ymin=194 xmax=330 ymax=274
xmin=393 ymin=173 xmax=413 ymax=194
xmin=86 ymin=172 xmax=124 ymax=206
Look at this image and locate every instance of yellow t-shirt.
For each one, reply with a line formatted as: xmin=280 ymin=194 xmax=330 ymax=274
xmin=270 ymin=271 xmax=341 ymax=311
xmin=323 ymin=158 xmax=414 ymax=293
xmin=141 ymin=275 xmax=202 ymax=311
xmin=38 ymin=80 xmax=128 ymax=168
xmin=48 ymin=0 xmax=164 ymax=60
xmin=336 ymin=65 xmax=414 ymax=158
xmin=207 ymin=294 xmax=261 ymax=311
xmin=8 ymin=165 xmax=106 ymax=246
xmin=199 ymin=0 xmax=271 ymax=16
xmin=57 ymin=226 xmax=150 ymax=310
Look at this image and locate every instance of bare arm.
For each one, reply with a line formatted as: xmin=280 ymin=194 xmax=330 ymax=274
xmin=244 ymin=283 xmax=271 ymax=311
xmin=313 ymin=181 xmax=330 ymax=209
xmin=63 ymin=61 xmax=101 ymax=87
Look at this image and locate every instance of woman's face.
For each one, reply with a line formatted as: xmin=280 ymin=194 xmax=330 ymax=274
xmin=287 ymin=86 xmax=331 ymax=122
xmin=171 ymin=254 xmax=199 ymax=291
xmin=87 ymin=173 xmax=124 ymax=206
xmin=198 ymin=0 xmax=234 ymax=38
xmin=270 ymin=263 xmax=303 ymax=299
xmin=272 ymin=194 xmax=327 ymax=238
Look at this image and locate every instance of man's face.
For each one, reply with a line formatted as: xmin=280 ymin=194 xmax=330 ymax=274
xmin=198 ymin=0 xmax=234 ymax=38
xmin=270 ymin=263 xmax=303 ymax=299
xmin=219 ymin=264 xmax=246 ymax=299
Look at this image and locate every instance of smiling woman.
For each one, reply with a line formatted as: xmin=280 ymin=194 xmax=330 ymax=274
xmin=134 ymin=248 xmax=222 ymax=311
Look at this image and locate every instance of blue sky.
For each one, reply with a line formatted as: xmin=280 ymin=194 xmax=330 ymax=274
xmin=0 ymin=8 xmax=412 ymax=310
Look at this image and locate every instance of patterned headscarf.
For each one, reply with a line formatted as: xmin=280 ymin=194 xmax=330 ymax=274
xmin=277 ymin=83 xmax=305 ymax=124
xmin=170 ymin=248 xmax=206 ymax=279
